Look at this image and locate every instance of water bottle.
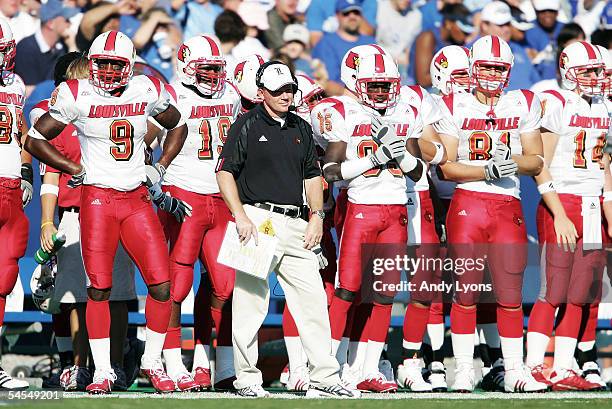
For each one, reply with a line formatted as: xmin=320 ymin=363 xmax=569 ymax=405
xmin=34 ymin=231 xmax=66 ymax=264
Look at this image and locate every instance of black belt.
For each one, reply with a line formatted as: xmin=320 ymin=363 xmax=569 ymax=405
xmin=253 ymin=203 xmax=301 ymax=218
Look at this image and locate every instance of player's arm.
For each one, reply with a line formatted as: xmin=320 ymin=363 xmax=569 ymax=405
xmin=40 ymin=171 xmax=60 ymax=253
xmin=418 ymin=125 xmax=447 ymax=165
xmin=437 ymin=132 xmax=487 ymax=182
xmin=602 ymin=154 xmax=612 ymax=238
xmin=515 ymin=128 xmax=545 ymax=176
xmin=152 ymin=105 xmax=187 ymax=169
xmin=24 ymin=113 xmax=81 ymax=175
xmin=322 ymin=141 xmax=348 ymax=182
xmin=534 ymin=129 xmax=577 ymax=252
xmin=19 ymin=119 xmax=34 ymax=207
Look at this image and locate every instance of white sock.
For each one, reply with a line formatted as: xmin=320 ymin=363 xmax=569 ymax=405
xmin=362 ymin=340 xmax=385 ymax=377
xmin=451 ymin=333 xmax=474 ymax=367
xmin=427 ymin=323 xmax=444 ymax=351
xmin=500 ymin=336 xmax=523 ymax=371
xmin=402 ymin=340 xmax=422 ymax=351
xmin=347 ymin=341 xmax=367 ymax=378
xmin=142 ymin=327 xmax=166 ymax=363
xmin=215 ymin=346 xmax=235 ymax=381
xmin=477 ymin=323 xmax=500 ymax=348
xmin=331 ymin=338 xmax=341 ymax=357
xmin=56 ymin=336 xmax=73 ymax=353
xmin=192 ymin=344 xmax=210 ymax=370
xmin=89 ymin=338 xmax=111 ymax=371
xmin=577 ymin=340 xmax=595 ymax=352
xmin=285 ymin=336 xmax=307 ymax=372
xmin=163 ymin=347 xmax=187 ymax=378
xmin=553 ymin=336 xmax=578 ymax=371
xmin=336 ymin=337 xmax=349 ymax=366
xmin=526 ymin=331 xmax=549 ymax=368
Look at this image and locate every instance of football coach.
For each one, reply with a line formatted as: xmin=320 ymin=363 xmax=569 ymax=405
xmin=216 ymin=61 xmax=357 ymax=398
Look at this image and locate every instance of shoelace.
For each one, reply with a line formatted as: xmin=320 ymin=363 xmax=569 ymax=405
xmin=93 ymin=370 xmax=116 ymax=383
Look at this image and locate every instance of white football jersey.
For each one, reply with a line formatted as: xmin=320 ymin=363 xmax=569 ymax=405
xmin=400 ymin=85 xmax=442 ymax=193
xmin=0 ymin=74 xmax=25 ymax=179
xmin=321 ymin=96 xmax=423 ymax=205
xmin=162 ymin=82 xmax=241 ymax=194
xmin=539 ymin=89 xmax=609 ymax=196
xmin=435 ymin=90 xmax=542 ymax=199
xmin=48 ymin=76 xmax=171 ymax=191
xmin=429 ymin=93 xmax=456 ymax=200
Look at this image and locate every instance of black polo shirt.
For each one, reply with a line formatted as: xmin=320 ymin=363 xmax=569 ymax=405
xmin=217 ymin=104 xmax=321 ymax=207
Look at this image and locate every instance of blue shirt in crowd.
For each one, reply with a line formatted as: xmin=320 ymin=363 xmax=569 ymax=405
xmin=312 ymin=32 xmax=376 ymax=83
xmin=306 ymin=0 xmax=378 ymax=33
xmin=419 ymin=0 xmax=441 ymax=31
xmin=407 ymin=28 xmax=447 ymax=88
xmin=525 ymin=21 xmax=564 ymax=80
xmin=172 ymin=2 xmax=223 ymax=41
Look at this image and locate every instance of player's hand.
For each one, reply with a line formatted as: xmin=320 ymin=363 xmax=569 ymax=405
xmin=303 ymin=216 xmax=323 ymax=250
xmin=20 ymin=163 xmax=33 ymax=208
xmin=312 ymin=244 xmax=328 ymax=269
xmin=554 ymin=214 xmax=578 ymax=253
xmin=67 ymin=167 xmax=86 ymax=188
xmin=235 ymin=213 xmax=258 ymax=246
xmin=493 ymin=143 xmax=511 ymax=162
xmin=40 ymin=223 xmax=58 ymax=253
xmin=145 ymin=163 xmax=166 ymax=188
xmin=148 ymin=184 xmax=192 ymax=222
xmin=484 ymin=159 xmax=518 ymax=181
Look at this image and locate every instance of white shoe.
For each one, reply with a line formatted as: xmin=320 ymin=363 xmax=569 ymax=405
xmin=236 ymin=384 xmax=270 ymax=398
xmin=378 ymin=360 xmax=394 ymax=382
xmin=286 ymin=366 xmax=310 ymax=391
xmin=452 ymin=364 xmax=475 ymax=393
xmin=306 ymin=381 xmax=361 ymax=398
xmin=504 ymin=365 xmax=548 ymax=393
xmin=60 ymin=365 xmax=91 ymax=391
xmin=427 ymin=361 xmax=448 ymax=392
xmin=279 ymin=365 xmax=289 ymax=386
xmin=0 ymin=368 xmax=29 ymax=390
xmin=396 ymin=358 xmax=432 ymax=392
xmin=581 ymin=361 xmax=607 ymax=389
xmin=340 ymin=366 xmax=360 ymax=390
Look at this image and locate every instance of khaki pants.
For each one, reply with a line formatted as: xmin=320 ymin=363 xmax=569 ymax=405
xmin=232 ymin=204 xmax=340 ymax=389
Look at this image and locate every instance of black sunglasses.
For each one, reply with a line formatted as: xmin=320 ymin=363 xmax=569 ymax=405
xmin=341 ymin=9 xmax=361 ymax=16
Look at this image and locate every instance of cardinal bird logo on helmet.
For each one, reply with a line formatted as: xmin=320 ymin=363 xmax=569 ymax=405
xmin=345 ymin=51 xmax=360 ymax=69
xmin=177 ymin=44 xmax=190 ymax=63
xmin=559 ymin=52 xmax=569 ymax=69
xmin=435 ymin=51 xmax=449 ymax=69
xmin=234 ymin=61 xmax=246 ymax=82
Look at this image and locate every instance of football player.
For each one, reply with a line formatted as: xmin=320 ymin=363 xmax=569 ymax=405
xmin=159 ymin=35 xmax=241 ymax=392
xmin=435 ymin=35 xmax=549 ymax=392
xmin=322 ymin=53 xmax=423 ymax=393
xmin=0 ymin=17 xmax=31 ymax=391
xmin=232 ymin=54 xmax=266 ymax=113
xmin=24 ymin=31 xmax=188 ymax=394
xmin=526 ymin=41 xmax=609 ymax=391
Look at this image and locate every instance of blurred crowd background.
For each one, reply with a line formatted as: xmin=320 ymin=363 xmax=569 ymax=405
xmin=1 ymin=0 xmax=610 ymax=116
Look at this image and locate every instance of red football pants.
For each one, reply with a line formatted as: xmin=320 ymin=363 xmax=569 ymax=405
xmin=80 ymin=185 xmax=169 ymax=289
xmin=446 ymin=189 xmax=527 ymax=307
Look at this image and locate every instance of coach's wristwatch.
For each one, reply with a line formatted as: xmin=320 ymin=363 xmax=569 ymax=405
xmin=311 ymin=210 xmax=326 ymax=220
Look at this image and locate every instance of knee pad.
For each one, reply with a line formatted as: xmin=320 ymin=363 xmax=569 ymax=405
xmin=497 ymin=302 xmax=521 ymax=310
xmin=148 ymin=281 xmax=171 ymax=302
xmin=334 ymin=287 xmax=356 ymax=302
xmin=0 ymin=264 xmax=18 ymax=297
xmin=373 ymin=292 xmax=394 ymax=305
xmin=87 ymin=287 xmax=111 ymax=302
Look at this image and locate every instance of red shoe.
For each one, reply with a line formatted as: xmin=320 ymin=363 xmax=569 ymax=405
xmin=141 ymin=366 xmax=175 ymax=393
xmin=174 ymin=372 xmax=199 ymax=392
xmin=86 ymin=370 xmax=115 ymax=395
xmin=192 ymin=367 xmax=212 ymax=391
xmin=357 ymin=373 xmax=398 ymax=393
xmin=530 ymin=364 xmax=553 ymax=387
xmin=551 ymin=370 xmax=602 ymax=391
xmin=214 ymin=376 xmax=237 ymax=391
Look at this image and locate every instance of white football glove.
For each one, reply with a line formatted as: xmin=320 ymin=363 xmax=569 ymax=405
xmin=312 ymin=245 xmax=328 ymax=270
xmin=484 ymin=159 xmax=518 ymax=181
xmin=20 ymin=163 xmax=33 ymax=208
xmin=493 ymin=143 xmax=511 ymax=162
xmin=148 ymin=183 xmax=193 ymax=222
xmin=370 ymin=117 xmax=407 ymax=166
xmin=67 ymin=168 xmax=86 ymax=189
xmin=145 ymin=163 xmax=166 ymax=188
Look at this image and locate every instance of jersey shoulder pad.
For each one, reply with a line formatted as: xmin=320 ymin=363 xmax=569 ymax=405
xmin=441 ymin=93 xmax=455 ymax=115
xmin=33 ymin=99 xmax=50 ymax=112
xmin=164 ymin=84 xmax=177 ymax=102
xmin=320 ymin=97 xmax=347 ymax=118
xmin=144 ymin=74 xmax=163 ymax=97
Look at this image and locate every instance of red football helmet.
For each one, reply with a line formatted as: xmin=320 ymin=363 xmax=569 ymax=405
xmin=354 ymin=53 xmax=400 ymax=110
xmin=0 ymin=18 xmax=16 ymax=75
xmin=470 ymin=35 xmax=514 ymax=94
xmin=176 ymin=35 xmax=226 ymax=96
xmin=88 ymin=30 xmax=135 ymax=91
xmin=295 ymin=74 xmax=324 ymax=113
xmin=560 ymin=41 xmax=606 ymax=97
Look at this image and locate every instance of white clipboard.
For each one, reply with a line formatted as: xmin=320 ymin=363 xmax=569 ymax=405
xmin=217 ymin=221 xmax=278 ymax=280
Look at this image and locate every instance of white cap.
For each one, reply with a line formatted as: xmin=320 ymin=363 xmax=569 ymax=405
xmin=481 ymin=1 xmax=512 ymax=25
xmin=532 ymin=0 xmax=560 ymax=12
xmin=237 ymin=1 xmax=270 ymax=30
xmin=258 ymin=63 xmax=297 ymax=92
xmin=283 ymin=24 xmax=310 ymax=46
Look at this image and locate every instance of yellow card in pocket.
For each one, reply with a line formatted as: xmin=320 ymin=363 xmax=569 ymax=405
xmin=258 ymin=218 xmax=276 ymax=236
